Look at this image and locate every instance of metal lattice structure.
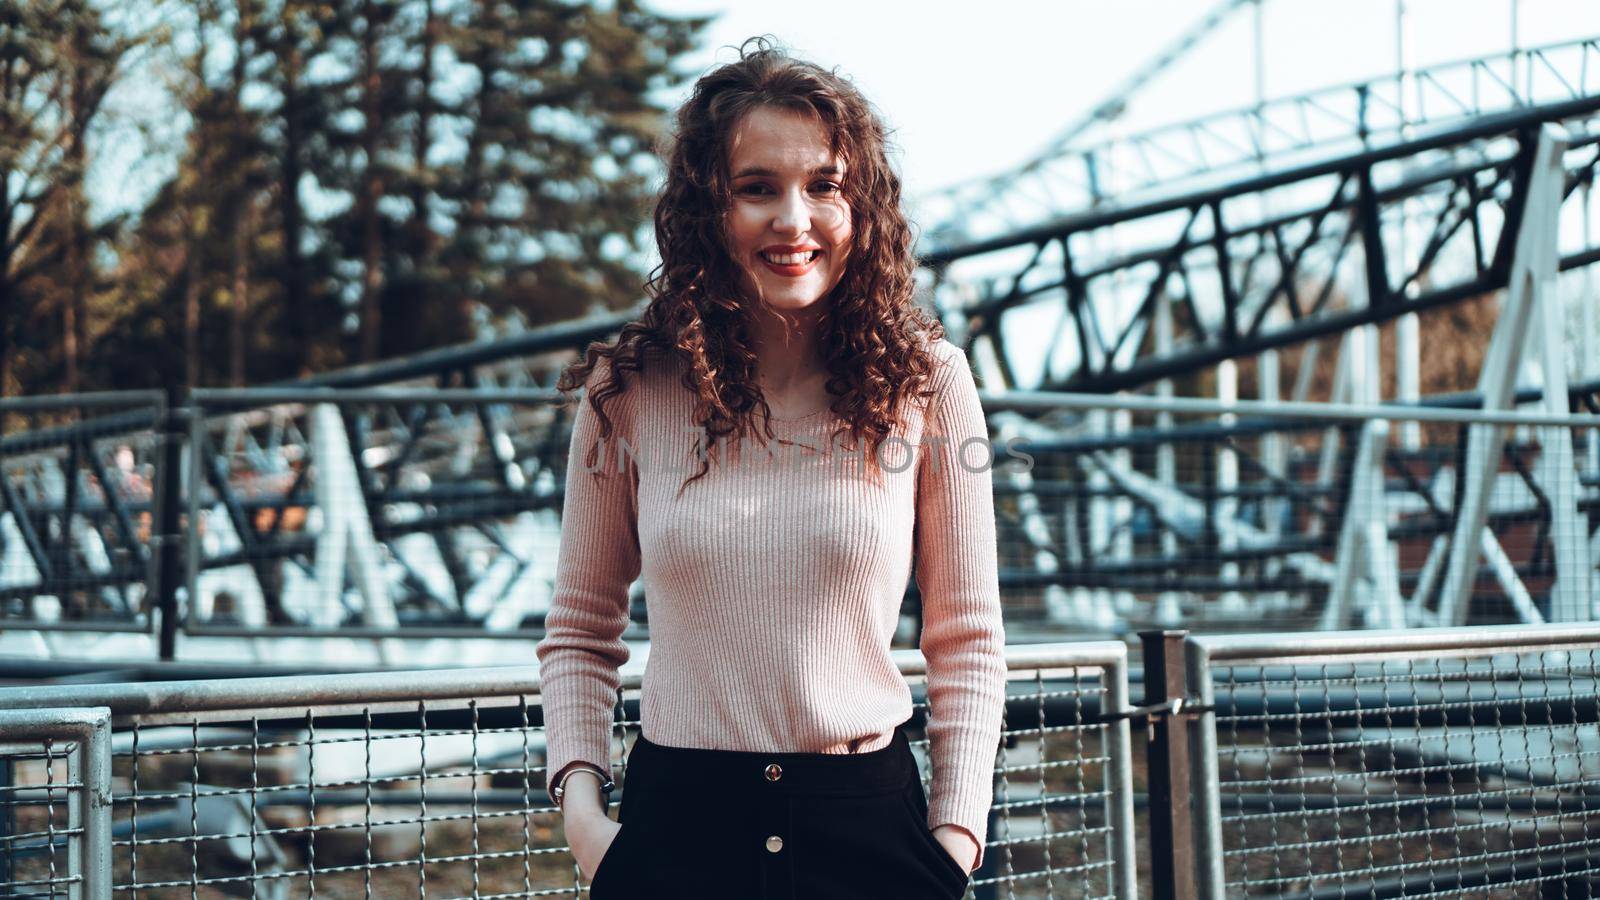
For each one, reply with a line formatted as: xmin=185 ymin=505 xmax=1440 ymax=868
xmin=986 ymin=389 xmax=1600 ymax=635
xmin=925 ymin=106 xmax=1599 ymax=395
xmin=919 ymin=36 xmax=1600 ymax=250
xmin=4 ymin=17 xmax=1600 ymax=660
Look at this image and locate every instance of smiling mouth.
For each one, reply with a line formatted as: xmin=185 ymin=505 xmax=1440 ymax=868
xmin=758 ymin=249 xmax=823 ymax=278
xmin=760 ymin=249 xmax=822 ymax=266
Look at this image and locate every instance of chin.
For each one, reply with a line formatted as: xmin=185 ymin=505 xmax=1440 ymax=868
xmin=765 ymin=293 xmax=828 ymax=312
xmin=744 ymin=278 xmax=834 ymax=313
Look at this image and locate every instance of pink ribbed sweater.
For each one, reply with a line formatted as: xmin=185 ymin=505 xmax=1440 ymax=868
xmin=533 ymin=337 xmax=1006 ymax=868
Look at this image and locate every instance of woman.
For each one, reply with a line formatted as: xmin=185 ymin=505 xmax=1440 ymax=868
xmin=533 ymin=37 xmax=1006 ymax=899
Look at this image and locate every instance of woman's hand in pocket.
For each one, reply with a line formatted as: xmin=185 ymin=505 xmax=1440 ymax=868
xmin=567 ymin=808 xmax=624 ymax=882
xmin=932 ymin=824 xmax=978 ymax=874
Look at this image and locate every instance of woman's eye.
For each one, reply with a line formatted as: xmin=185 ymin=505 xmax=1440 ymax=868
xmin=737 ymin=184 xmax=771 ymax=196
xmin=812 ymin=182 xmax=841 ymax=194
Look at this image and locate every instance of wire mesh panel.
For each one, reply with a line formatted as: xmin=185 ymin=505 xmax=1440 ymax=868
xmin=114 ymin=697 xmax=557 ymax=897
xmin=1188 ymin=624 xmax=1600 ymax=899
xmin=978 ymin=643 xmax=1137 ymax=900
xmin=0 ymin=643 xmax=1134 ymax=898
xmin=0 ymin=707 xmax=113 ymax=899
xmin=0 ymin=394 xmax=165 ymax=636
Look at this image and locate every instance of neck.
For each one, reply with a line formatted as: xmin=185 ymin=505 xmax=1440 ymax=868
xmin=747 ymin=303 xmax=825 ymax=389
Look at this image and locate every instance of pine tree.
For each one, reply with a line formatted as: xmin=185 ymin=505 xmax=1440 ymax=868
xmin=10 ymin=0 xmax=706 ymax=395
xmin=0 ymin=0 xmax=141 ymax=396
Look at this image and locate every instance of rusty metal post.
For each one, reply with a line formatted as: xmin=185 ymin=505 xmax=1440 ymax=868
xmin=154 ymin=387 xmax=185 ymax=660
xmin=1140 ymin=629 xmax=1196 ymax=900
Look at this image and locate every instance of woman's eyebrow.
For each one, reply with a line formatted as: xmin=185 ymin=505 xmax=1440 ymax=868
xmin=732 ymin=164 xmax=842 ymax=178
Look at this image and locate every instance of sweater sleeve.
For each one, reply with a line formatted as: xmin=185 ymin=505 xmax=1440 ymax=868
xmin=913 ymin=343 xmax=1007 ymax=872
xmin=534 ymin=364 xmax=641 ymax=802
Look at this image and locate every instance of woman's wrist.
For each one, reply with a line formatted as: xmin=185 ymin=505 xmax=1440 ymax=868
xmin=555 ymin=768 xmax=608 ymax=818
xmin=932 ymin=824 xmax=980 ymax=871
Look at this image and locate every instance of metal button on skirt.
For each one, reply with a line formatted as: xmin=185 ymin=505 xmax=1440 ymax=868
xmin=586 ymin=717 xmax=972 ymax=899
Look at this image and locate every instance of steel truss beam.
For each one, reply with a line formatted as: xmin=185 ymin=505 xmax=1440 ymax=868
xmin=926 ymin=95 xmax=1600 ymax=394
xmin=920 ymin=36 xmax=1600 ymax=250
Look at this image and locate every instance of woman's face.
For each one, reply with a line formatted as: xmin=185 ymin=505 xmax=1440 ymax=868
xmin=723 ymin=105 xmax=853 ymax=315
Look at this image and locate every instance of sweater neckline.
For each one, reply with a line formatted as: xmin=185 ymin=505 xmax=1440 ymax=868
xmin=764 ymin=405 xmax=834 ymax=425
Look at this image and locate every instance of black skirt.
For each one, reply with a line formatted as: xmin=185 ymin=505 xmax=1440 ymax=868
xmin=587 ymin=717 xmax=973 ymax=899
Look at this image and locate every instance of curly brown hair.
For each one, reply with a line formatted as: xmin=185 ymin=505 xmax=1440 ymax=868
xmin=556 ymin=36 xmax=945 ymax=495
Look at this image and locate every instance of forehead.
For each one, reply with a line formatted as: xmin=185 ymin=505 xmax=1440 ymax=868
xmin=726 ymin=106 xmax=843 ymax=175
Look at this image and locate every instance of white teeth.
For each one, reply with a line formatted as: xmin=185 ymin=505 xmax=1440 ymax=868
xmin=762 ymin=250 xmax=818 ymax=266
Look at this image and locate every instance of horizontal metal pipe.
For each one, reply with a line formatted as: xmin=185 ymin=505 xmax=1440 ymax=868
xmin=0 ymin=406 xmax=164 ymax=455
xmin=275 ymin=310 xmax=636 ymax=390
xmin=1193 ymin=621 xmax=1600 ymax=664
xmin=1004 ymin=569 xmax=1323 ymax=594
xmin=0 ymin=642 xmax=1124 ymax=718
xmin=985 ymin=390 xmax=1600 ymax=428
xmin=192 ymin=387 xmax=564 ymax=407
xmin=0 ymin=392 xmax=166 ymax=412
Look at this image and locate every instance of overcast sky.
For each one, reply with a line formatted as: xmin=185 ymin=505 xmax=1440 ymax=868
xmin=84 ymin=0 xmax=1600 ymax=283
xmin=650 ymin=0 xmax=1600 ymax=204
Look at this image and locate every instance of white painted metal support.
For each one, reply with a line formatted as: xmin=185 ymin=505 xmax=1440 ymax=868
xmin=1088 ymin=453 xmax=1335 ymax=586
xmin=1394 ymin=0 xmax=1422 ymax=450
xmin=1585 ymin=179 xmax=1597 ymax=387
xmin=1216 ymin=360 xmax=1245 ymax=612
xmin=310 ymin=404 xmax=398 ymax=633
xmin=1408 ymin=535 xmax=1448 ymax=621
xmin=990 ymin=414 xmax=1074 ymax=626
xmin=1397 ymin=313 xmax=1421 ymax=448
xmin=1110 ymin=409 xmax=1136 ymax=620
xmin=1437 ymin=124 xmax=1569 ymax=626
xmin=1482 ymin=527 xmax=1545 ymax=623
xmin=1531 ymin=168 xmax=1593 ymax=622
xmin=1084 ymin=408 xmax=1117 ymax=627
xmin=1291 ymin=338 xmax=1321 ymax=403
xmin=1320 ymin=420 xmax=1401 ymax=630
xmin=1155 ymin=292 xmax=1182 ymax=623
xmin=1311 ymin=253 xmax=1375 ymax=545
xmin=1259 ymin=347 xmax=1285 ymax=536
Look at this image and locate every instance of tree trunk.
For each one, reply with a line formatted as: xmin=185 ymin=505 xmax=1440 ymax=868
xmin=409 ymin=0 xmax=435 ymax=262
xmin=62 ymin=18 xmax=94 ymax=395
xmin=358 ymin=0 xmax=383 ymax=361
xmin=277 ymin=22 xmax=309 ymax=376
xmin=230 ymin=199 xmax=251 ymax=386
xmin=230 ymin=0 xmax=253 ymax=386
xmin=184 ymin=226 xmax=202 ymax=388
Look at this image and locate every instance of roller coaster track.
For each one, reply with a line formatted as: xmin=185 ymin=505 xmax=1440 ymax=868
xmin=918 ymin=36 xmax=1600 ymax=250
xmin=7 ymin=32 xmax=1600 ymax=653
xmin=924 ymin=93 xmax=1600 ymax=393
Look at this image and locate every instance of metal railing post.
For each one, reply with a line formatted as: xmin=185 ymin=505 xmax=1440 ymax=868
xmin=0 ymin=757 xmax=11 ymax=888
xmin=1141 ymin=629 xmax=1197 ymax=900
xmin=154 ymin=387 xmax=185 ymax=660
xmin=65 ymin=708 xmax=112 ymax=900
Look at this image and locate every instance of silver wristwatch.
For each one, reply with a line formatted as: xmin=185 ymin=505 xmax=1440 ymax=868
xmin=551 ymin=766 xmax=616 ymax=809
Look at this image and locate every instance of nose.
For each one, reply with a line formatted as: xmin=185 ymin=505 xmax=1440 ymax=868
xmin=771 ymin=185 xmax=810 ymax=236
